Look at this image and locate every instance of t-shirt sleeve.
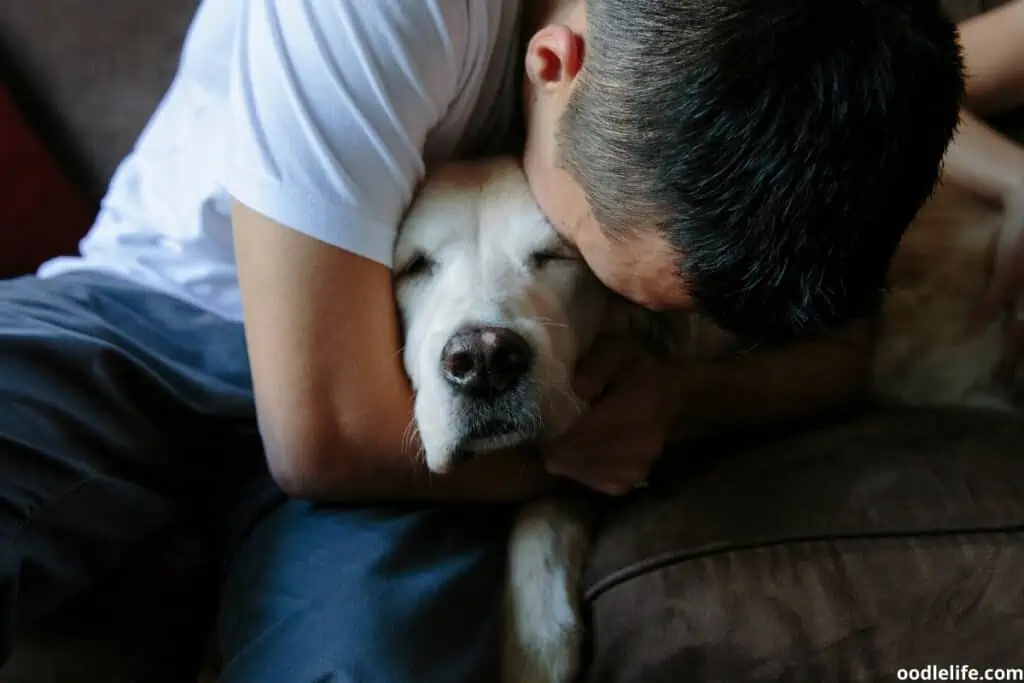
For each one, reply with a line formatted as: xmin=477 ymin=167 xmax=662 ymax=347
xmin=223 ymin=0 xmax=467 ymax=267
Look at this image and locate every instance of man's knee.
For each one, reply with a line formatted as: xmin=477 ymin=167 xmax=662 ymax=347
xmin=216 ymin=499 xmax=515 ymax=683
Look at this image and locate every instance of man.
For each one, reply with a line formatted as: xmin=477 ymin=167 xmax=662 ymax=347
xmin=0 ymin=0 xmax=962 ymax=681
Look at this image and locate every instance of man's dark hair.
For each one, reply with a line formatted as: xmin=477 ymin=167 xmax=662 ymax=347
xmin=558 ymin=0 xmax=964 ymax=345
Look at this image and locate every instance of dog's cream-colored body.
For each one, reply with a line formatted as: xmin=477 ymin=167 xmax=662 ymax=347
xmin=393 ymin=156 xmax=1018 ymax=683
xmin=871 ymin=183 xmax=1016 ymax=410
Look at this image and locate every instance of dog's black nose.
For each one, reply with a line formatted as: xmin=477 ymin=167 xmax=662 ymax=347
xmin=441 ymin=325 xmax=533 ymax=397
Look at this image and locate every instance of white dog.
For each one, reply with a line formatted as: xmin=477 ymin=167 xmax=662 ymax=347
xmin=393 ymin=156 xmax=1020 ymax=683
xmin=394 ymin=158 xmax=609 ymax=474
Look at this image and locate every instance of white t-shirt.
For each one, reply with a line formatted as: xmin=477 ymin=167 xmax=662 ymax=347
xmin=37 ymin=0 xmax=523 ymax=321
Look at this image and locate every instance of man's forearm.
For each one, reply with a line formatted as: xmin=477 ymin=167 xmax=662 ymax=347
xmin=958 ymin=0 xmax=1024 ymax=115
xmin=273 ymin=330 xmax=870 ymax=500
xmin=260 ymin=397 xmax=556 ymax=504
xmin=312 ymin=446 xmax=555 ymax=504
xmin=667 ymin=324 xmax=873 ymax=440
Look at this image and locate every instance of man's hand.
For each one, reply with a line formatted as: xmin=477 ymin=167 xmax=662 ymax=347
xmin=975 ymin=184 xmax=1024 ymax=386
xmin=539 ymin=336 xmax=679 ymax=496
xmin=937 ymin=109 xmax=1024 ymax=388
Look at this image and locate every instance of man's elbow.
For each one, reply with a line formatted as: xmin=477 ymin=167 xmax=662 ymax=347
xmin=260 ymin=421 xmax=356 ymax=501
xmin=265 ymin=447 xmax=330 ymax=500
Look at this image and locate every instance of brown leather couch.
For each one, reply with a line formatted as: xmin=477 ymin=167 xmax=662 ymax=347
xmin=2 ymin=2 xmax=1023 ymax=682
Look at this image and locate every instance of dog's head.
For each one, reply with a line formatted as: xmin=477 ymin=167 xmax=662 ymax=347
xmin=394 ymin=158 xmax=610 ymax=473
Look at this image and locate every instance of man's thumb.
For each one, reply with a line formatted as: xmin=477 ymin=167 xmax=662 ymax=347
xmin=571 ymin=336 xmax=631 ymax=402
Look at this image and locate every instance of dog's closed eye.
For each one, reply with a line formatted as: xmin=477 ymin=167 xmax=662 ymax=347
xmin=530 ymin=243 xmax=579 ymax=270
xmin=530 ymin=250 xmax=575 ymax=269
xmin=396 ymin=252 xmax=436 ymax=281
xmin=530 ymin=222 xmax=581 ymax=270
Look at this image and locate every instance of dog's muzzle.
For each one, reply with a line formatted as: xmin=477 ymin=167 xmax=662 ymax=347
xmin=440 ymin=324 xmax=540 ymax=458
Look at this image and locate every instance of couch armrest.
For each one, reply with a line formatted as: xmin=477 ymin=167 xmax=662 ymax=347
xmin=583 ymin=407 xmax=1024 ymax=681
xmin=0 ymin=83 xmax=92 ymax=278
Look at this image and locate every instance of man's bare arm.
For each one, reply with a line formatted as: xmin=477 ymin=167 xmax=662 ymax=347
xmin=232 ymin=201 xmax=553 ymax=503
xmin=957 ymin=0 xmax=1024 ymax=115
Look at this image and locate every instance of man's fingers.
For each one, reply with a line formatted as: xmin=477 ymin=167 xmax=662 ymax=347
xmin=542 ymin=439 xmax=656 ymax=495
xmin=584 ymin=463 xmax=654 ymax=496
xmin=553 ymin=469 xmax=648 ymax=497
xmin=589 ymin=480 xmax=638 ymax=497
xmin=975 ymin=221 xmax=1024 ymax=327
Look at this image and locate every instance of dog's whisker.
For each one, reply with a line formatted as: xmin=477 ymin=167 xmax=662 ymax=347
xmin=402 ymin=419 xmax=421 ymax=456
xmin=400 ymin=417 xmax=430 ymax=474
xmin=526 ymin=316 xmax=570 ymax=331
xmin=549 ymin=359 xmax=584 ymax=414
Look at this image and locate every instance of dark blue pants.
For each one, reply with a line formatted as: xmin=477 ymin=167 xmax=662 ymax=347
xmin=0 ymin=272 xmax=512 ymax=682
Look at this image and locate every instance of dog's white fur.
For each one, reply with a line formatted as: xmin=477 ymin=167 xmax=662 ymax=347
xmin=394 ymin=161 xmax=608 ymax=474
xmin=394 ymin=156 xmax=1020 ymax=683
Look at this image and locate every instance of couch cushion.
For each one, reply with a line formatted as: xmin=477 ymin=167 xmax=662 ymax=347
xmin=582 ymin=407 xmax=1024 ymax=682
xmin=0 ymin=80 xmax=91 ymax=278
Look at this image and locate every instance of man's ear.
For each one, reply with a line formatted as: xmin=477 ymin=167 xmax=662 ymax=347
xmin=525 ymin=24 xmax=585 ymax=92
